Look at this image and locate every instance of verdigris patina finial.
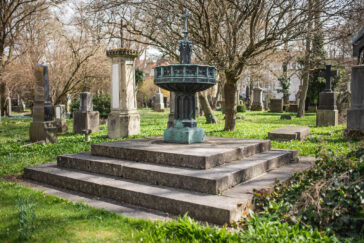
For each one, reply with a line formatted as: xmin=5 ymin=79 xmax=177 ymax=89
xmin=183 ymin=8 xmax=192 ymax=41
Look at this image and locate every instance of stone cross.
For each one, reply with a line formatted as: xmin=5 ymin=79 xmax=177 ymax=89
xmin=318 ymin=65 xmax=338 ymax=92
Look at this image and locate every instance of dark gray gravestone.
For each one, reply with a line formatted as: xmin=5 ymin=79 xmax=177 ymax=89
xmin=29 ymin=65 xmax=57 ymax=143
xmin=346 ymin=28 xmax=364 ymax=139
xmin=316 ymin=65 xmax=338 ymax=126
xmin=269 ymin=98 xmax=283 ymax=112
xmin=280 ymin=115 xmax=292 ymax=120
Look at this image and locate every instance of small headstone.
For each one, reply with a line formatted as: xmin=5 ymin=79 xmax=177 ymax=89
xmin=29 ymin=64 xmax=57 ymax=143
xmin=55 ymin=104 xmax=68 ymax=133
xmin=236 ymin=114 xmax=245 ymax=119
xmin=268 ymin=126 xmax=310 ymax=141
xmin=251 ymin=87 xmax=263 ymax=111
xmin=280 ymin=115 xmax=292 ymax=120
xmin=316 ymin=65 xmax=338 ymax=126
xmin=288 ymin=104 xmax=298 ymax=112
xmin=73 ymin=92 xmax=99 ymax=134
xmin=153 ymin=88 xmax=165 ymax=112
xmin=269 ymin=98 xmax=283 ymax=112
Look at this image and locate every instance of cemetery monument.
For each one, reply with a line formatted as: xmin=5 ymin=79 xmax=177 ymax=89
xmin=73 ymin=92 xmax=99 ymax=134
xmin=316 ymin=64 xmax=338 ymax=126
xmin=269 ymin=98 xmax=284 ymax=113
xmin=106 ymin=48 xmax=140 ymax=138
xmin=251 ymin=86 xmax=264 ymax=111
xmin=29 ymin=64 xmax=57 ymax=143
xmin=346 ymin=27 xmax=364 ymax=139
xmin=152 ymin=88 xmax=165 ymax=112
xmin=55 ymin=104 xmax=68 ymax=133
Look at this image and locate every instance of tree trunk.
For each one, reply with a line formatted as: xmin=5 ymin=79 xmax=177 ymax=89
xmin=198 ymin=92 xmax=218 ymax=124
xmin=0 ymin=83 xmax=6 ymax=116
xmin=297 ymin=0 xmax=313 ymax=117
xmin=224 ymin=78 xmax=238 ymax=131
xmin=211 ymin=81 xmax=222 ymax=109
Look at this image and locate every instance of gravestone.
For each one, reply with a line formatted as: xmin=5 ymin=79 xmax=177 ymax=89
xmin=29 ymin=64 xmax=57 ymax=143
xmin=268 ymin=126 xmax=310 ymax=141
xmin=153 ymin=88 xmax=165 ymax=112
xmin=316 ymin=65 xmax=338 ymax=126
xmin=288 ymin=104 xmax=298 ymax=112
xmin=73 ymin=92 xmax=99 ymax=134
xmin=55 ymin=104 xmax=68 ymax=133
xmin=106 ymin=48 xmax=140 ymax=138
xmin=346 ymin=28 xmax=364 ymax=139
xmin=308 ymin=105 xmax=317 ymax=113
xmin=245 ymin=86 xmax=250 ymax=107
xmin=269 ymin=98 xmax=283 ymax=112
xmin=167 ymin=92 xmax=175 ymax=128
xmin=251 ymin=87 xmax=263 ymax=111
xmin=280 ymin=115 xmax=292 ymax=120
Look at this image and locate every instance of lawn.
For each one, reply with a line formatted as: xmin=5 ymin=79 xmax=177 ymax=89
xmin=0 ymin=109 xmax=358 ymax=242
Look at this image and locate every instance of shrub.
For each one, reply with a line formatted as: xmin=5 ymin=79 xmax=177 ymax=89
xmin=237 ymin=104 xmax=247 ymax=113
xmin=16 ymin=196 xmax=36 ymax=241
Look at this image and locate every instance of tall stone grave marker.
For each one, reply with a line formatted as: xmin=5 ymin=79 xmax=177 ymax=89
xmin=55 ymin=104 xmax=68 ymax=133
xmin=251 ymin=86 xmax=264 ymax=111
xmin=29 ymin=65 xmax=57 ymax=143
xmin=153 ymin=88 xmax=165 ymax=112
xmin=6 ymin=95 xmax=12 ymax=116
xmin=316 ymin=64 xmax=338 ymax=126
xmin=106 ymin=48 xmax=140 ymax=138
xmin=73 ymin=92 xmax=99 ymax=134
xmin=346 ymin=28 xmax=364 ymax=139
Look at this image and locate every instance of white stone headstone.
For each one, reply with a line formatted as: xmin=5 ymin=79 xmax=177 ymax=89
xmin=56 ymin=106 xmax=61 ymax=119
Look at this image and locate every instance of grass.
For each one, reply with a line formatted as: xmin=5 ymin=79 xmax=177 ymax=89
xmin=0 ymin=109 xmax=358 ymax=242
xmin=0 ymin=109 xmax=357 ymax=176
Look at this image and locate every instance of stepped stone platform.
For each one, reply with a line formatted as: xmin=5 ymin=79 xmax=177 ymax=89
xmin=24 ymin=136 xmax=312 ymax=225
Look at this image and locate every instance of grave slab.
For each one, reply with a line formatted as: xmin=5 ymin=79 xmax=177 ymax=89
xmin=268 ymin=126 xmax=309 ymax=141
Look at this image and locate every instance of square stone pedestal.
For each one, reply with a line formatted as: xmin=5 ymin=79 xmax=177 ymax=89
xmin=316 ymin=109 xmax=338 ymax=126
xmin=29 ymin=121 xmax=57 ymax=143
xmin=346 ymin=108 xmax=364 ymax=139
xmin=108 ymin=111 xmax=140 ymax=138
xmin=73 ymin=111 xmax=99 ymax=134
xmin=164 ymin=121 xmax=205 ymax=144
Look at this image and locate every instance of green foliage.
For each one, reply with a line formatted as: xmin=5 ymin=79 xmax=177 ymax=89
xmin=252 ymin=143 xmax=364 ymax=241
xmin=16 ymin=196 xmax=36 ymax=241
xmin=135 ymin=69 xmax=144 ymax=86
xmin=237 ymin=104 xmax=247 ymax=113
xmin=93 ymin=94 xmax=110 ymax=118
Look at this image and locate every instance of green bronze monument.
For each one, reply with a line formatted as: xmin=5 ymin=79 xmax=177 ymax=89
xmin=154 ymin=9 xmax=216 ymax=144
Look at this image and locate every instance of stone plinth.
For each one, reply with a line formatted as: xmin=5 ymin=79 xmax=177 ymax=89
xmin=268 ymin=126 xmax=310 ymax=141
xmin=308 ymin=106 xmax=317 ymax=113
xmin=55 ymin=104 xmax=68 ymax=133
xmin=106 ymin=48 xmax=140 ymax=139
xmin=153 ymin=88 xmax=165 ymax=112
xmin=269 ymin=98 xmax=283 ymax=112
xmin=73 ymin=92 xmax=99 ymax=134
xmin=251 ymin=87 xmax=263 ymax=111
xmin=316 ymin=92 xmax=338 ymax=127
xmin=30 ymin=65 xmax=57 ymax=143
xmin=288 ymin=104 xmax=298 ymax=112
xmin=346 ymin=65 xmax=364 ymax=139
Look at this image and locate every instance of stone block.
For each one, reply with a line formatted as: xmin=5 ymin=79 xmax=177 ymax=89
xmin=288 ymin=104 xmax=298 ymax=112
xmin=316 ymin=109 xmax=338 ymax=126
xmin=347 ymin=109 xmax=364 ymax=130
xmin=280 ymin=115 xmax=292 ymax=120
xmin=308 ymin=106 xmax=317 ymax=113
xmin=164 ymin=125 xmax=205 ymax=144
xmin=29 ymin=121 xmax=57 ymax=143
xmin=318 ymin=91 xmax=337 ymax=110
xmin=108 ymin=111 xmax=140 ymax=138
xmin=251 ymin=104 xmax=263 ymax=111
xmin=269 ymin=98 xmax=283 ymax=112
xmin=73 ymin=111 xmax=99 ymax=134
xmin=268 ymin=126 xmax=310 ymax=141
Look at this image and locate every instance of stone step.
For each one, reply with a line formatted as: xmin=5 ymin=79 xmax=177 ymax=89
xmin=24 ymin=163 xmax=243 ymax=225
xmin=91 ymin=136 xmax=271 ymax=169
xmin=58 ymin=150 xmax=296 ymax=194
